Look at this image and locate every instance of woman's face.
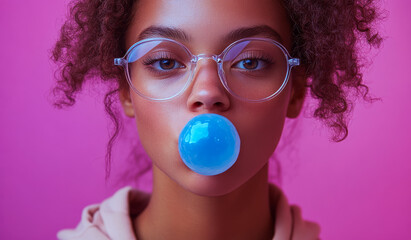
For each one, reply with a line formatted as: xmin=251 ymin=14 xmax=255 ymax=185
xmin=121 ymin=0 xmax=302 ymax=196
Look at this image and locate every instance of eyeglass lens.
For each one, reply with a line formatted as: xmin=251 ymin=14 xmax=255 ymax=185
xmin=126 ymin=39 xmax=289 ymax=101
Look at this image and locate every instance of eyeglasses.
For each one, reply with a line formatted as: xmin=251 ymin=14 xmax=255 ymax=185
xmin=114 ymin=37 xmax=300 ymax=102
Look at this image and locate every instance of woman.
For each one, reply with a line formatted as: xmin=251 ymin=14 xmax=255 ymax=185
xmin=53 ymin=0 xmax=381 ymax=239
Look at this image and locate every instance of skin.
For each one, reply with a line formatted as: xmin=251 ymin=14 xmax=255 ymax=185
xmin=119 ymin=0 xmax=305 ymax=239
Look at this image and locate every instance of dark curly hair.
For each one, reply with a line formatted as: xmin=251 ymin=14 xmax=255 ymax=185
xmin=51 ymin=0 xmax=382 ymax=178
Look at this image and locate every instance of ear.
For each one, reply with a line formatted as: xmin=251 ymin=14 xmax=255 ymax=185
xmin=286 ymin=67 xmax=307 ymax=118
xmin=119 ymin=87 xmax=135 ymax=117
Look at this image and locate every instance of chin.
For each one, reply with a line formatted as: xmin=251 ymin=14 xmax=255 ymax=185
xmin=183 ymin=174 xmax=243 ymax=197
xmin=178 ymin=159 xmax=267 ymax=197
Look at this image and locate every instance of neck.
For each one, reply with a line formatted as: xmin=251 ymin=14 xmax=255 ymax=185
xmin=134 ymin=165 xmax=274 ymax=240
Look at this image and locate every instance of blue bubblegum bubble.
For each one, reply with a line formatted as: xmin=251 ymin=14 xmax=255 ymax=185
xmin=178 ymin=113 xmax=241 ymax=176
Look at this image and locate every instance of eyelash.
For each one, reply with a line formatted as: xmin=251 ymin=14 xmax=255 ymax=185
xmin=142 ymin=53 xmax=171 ymax=66
xmin=138 ymin=50 xmax=274 ymax=76
xmin=141 ymin=52 xmax=185 ymax=72
xmin=232 ymin=52 xmax=274 ymax=69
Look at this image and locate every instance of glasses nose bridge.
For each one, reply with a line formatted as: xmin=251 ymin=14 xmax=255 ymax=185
xmin=191 ymin=54 xmax=222 ymax=64
xmin=188 ymin=53 xmax=226 ymax=94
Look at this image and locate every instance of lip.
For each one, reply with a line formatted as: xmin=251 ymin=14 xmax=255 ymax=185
xmin=181 ymin=112 xmax=236 ymax=134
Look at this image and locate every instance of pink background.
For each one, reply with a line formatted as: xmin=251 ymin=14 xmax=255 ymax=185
xmin=0 ymin=1 xmax=410 ymax=239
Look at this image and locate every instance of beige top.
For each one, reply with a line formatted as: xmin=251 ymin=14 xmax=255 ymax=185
xmin=57 ymin=185 xmax=320 ymax=240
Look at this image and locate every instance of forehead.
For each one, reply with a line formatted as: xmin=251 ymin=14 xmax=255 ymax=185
xmin=126 ymin=0 xmax=291 ymax=51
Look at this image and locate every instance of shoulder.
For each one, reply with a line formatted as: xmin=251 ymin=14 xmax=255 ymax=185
xmin=57 ymin=186 xmax=150 ymax=240
xmin=57 ymin=203 xmax=110 ymax=240
xmin=269 ymin=184 xmax=321 ymax=240
xmin=289 ymin=205 xmax=321 ymax=240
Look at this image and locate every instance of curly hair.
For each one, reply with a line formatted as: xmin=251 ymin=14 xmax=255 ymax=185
xmin=51 ymin=0 xmax=382 ymax=178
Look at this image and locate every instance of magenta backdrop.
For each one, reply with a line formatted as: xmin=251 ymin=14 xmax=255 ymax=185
xmin=0 ymin=1 xmax=410 ymax=239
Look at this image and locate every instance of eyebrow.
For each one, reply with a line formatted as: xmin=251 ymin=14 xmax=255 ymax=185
xmin=136 ymin=25 xmax=283 ymax=44
xmin=224 ymin=25 xmax=284 ymax=44
xmin=137 ymin=26 xmax=190 ymax=42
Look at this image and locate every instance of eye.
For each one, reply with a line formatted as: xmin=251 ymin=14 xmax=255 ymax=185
xmin=233 ymin=58 xmax=267 ymax=70
xmin=153 ymin=59 xmax=184 ymax=71
xmin=237 ymin=59 xmax=258 ymax=70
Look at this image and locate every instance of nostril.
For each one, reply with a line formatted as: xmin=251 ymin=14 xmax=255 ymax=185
xmin=214 ymin=102 xmax=224 ymax=108
xmin=191 ymin=101 xmax=226 ymax=111
xmin=193 ymin=102 xmax=203 ymax=108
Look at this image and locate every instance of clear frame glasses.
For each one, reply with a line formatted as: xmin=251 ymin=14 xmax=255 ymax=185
xmin=114 ymin=37 xmax=300 ymax=102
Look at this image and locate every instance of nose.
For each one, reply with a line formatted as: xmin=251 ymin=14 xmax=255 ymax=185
xmin=187 ymin=60 xmax=230 ymax=112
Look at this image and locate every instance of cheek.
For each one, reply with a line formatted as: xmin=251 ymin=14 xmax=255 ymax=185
xmin=235 ymin=104 xmax=287 ymax=171
xmin=239 ymin=86 xmax=290 ymax=151
xmin=226 ymin=89 xmax=291 ymax=180
xmin=131 ymin=97 xmax=187 ymax=175
xmin=241 ymin=111 xmax=285 ymax=156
